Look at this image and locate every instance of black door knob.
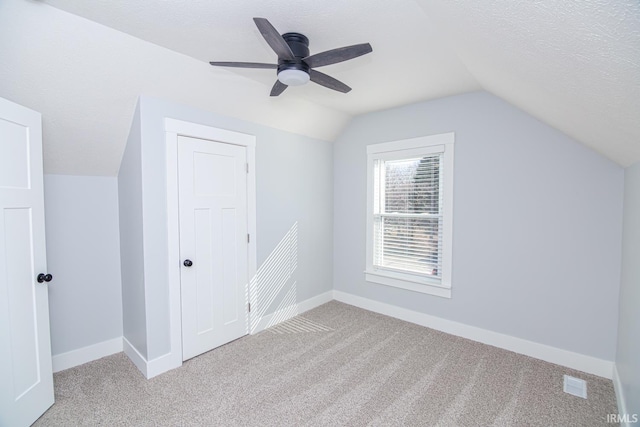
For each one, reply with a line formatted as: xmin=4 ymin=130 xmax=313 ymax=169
xmin=37 ymin=273 xmax=53 ymax=283
xmin=183 ymin=259 xmax=193 ymax=267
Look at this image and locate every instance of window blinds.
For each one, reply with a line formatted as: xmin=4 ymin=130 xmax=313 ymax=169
xmin=373 ymin=154 xmax=443 ymax=278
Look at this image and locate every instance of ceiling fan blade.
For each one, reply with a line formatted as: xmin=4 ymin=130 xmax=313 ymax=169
xmin=304 ymin=43 xmax=372 ymax=68
xmin=270 ymin=80 xmax=288 ymax=97
xmin=209 ymin=62 xmax=277 ymax=69
xmin=309 ymin=70 xmax=351 ymax=93
xmin=253 ymin=17 xmax=295 ymax=61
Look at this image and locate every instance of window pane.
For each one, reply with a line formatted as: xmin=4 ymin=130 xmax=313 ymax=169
xmin=373 ymin=153 xmax=444 ymax=279
xmin=367 ymin=134 xmax=453 ymax=294
xmin=374 ymin=215 xmax=442 ymax=277
xmin=384 ymin=156 xmax=441 ymax=215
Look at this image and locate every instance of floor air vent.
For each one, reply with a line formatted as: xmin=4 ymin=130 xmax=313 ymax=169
xmin=563 ymin=375 xmax=587 ymax=399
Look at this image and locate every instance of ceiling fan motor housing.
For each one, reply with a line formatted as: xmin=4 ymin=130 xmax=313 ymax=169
xmin=278 ymin=32 xmax=310 ymax=74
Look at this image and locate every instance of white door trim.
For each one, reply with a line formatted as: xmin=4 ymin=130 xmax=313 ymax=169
xmin=164 ymin=118 xmax=257 ymax=373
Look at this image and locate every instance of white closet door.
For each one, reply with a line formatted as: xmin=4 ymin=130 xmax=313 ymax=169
xmin=178 ymin=135 xmax=249 ymax=361
xmin=0 ymin=98 xmax=54 ymax=426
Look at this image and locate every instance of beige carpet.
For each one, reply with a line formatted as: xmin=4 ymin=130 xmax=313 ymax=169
xmin=35 ymin=301 xmax=617 ymax=426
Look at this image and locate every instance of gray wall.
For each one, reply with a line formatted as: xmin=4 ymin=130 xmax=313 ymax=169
xmin=44 ymin=174 xmax=122 ymax=356
xmin=616 ymin=161 xmax=640 ymax=417
xmin=118 ymin=103 xmax=147 ymax=359
xmin=127 ymin=96 xmax=333 ymax=360
xmin=333 ymin=91 xmax=624 ymax=361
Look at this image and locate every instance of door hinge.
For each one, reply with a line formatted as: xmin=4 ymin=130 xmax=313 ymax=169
xmin=248 ymin=303 xmax=251 ymax=312
xmin=247 ymin=233 xmax=250 ymax=243
xmin=246 ymin=163 xmax=249 ymax=173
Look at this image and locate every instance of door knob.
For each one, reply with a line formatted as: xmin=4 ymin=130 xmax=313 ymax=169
xmin=37 ymin=273 xmax=53 ymax=283
xmin=183 ymin=259 xmax=193 ymax=267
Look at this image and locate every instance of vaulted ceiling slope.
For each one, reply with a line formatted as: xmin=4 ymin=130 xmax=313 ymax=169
xmin=1 ymin=1 xmax=639 ymax=176
xmin=416 ymin=0 xmax=640 ymax=167
xmin=0 ymin=1 xmax=352 ymax=175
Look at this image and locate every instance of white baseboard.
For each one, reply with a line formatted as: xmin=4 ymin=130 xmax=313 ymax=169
xmin=298 ymin=290 xmax=334 ymax=314
xmin=612 ymin=365 xmax=632 ymax=427
xmin=123 ymin=337 xmax=148 ymax=377
xmin=333 ymin=291 xmax=614 ymax=379
xmin=53 ymin=291 xmax=614 ymax=387
xmin=146 ymin=351 xmax=181 ymax=379
xmin=251 ymin=290 xmax=334 ymax=334
xmin=52 ymin=337 xmax=122 ymax=373
xmin=122 ymin=336 xmax=181 ymax=379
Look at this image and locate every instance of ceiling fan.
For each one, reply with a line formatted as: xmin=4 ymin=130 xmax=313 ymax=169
xmin=210 ymin=18 xmax=373 ymax=96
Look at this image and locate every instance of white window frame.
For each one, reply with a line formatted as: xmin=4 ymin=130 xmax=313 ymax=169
xmin=365 ymin=133 xmax=454 ymax=298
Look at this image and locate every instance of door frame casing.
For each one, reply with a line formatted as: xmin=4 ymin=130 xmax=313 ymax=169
xmin=164 ymin=118 xmax=257 ymax=373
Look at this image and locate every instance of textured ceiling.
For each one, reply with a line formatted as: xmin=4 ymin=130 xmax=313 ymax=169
xmin=40 ymin=0 xmax=480 ymax=115
xmin=0 ymin=1 xmax=351 ymax=175
xmin=1 ymin=0 xmax=639 ymax=175
xmin=416 ymin=0 xmax=640 ymax=166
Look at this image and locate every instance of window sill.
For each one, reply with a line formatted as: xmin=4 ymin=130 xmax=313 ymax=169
xmin=364 ymin=270 xmax=451 ymax=298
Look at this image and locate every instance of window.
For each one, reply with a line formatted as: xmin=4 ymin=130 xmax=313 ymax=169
xmin=365 ymin=133 xmax=454 ymax=298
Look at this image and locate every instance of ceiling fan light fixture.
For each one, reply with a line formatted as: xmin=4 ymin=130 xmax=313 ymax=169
xmin=277 ymin=69 xmax=310 ymax=86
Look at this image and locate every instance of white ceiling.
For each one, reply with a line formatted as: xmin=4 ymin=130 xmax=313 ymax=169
xmin=40 ymin=0 xmax=481 ymax=115
xmin=1 ymin=0 xmax=639 ymax=175
xmin=417 ymin=0 xmax=640 ymax=167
